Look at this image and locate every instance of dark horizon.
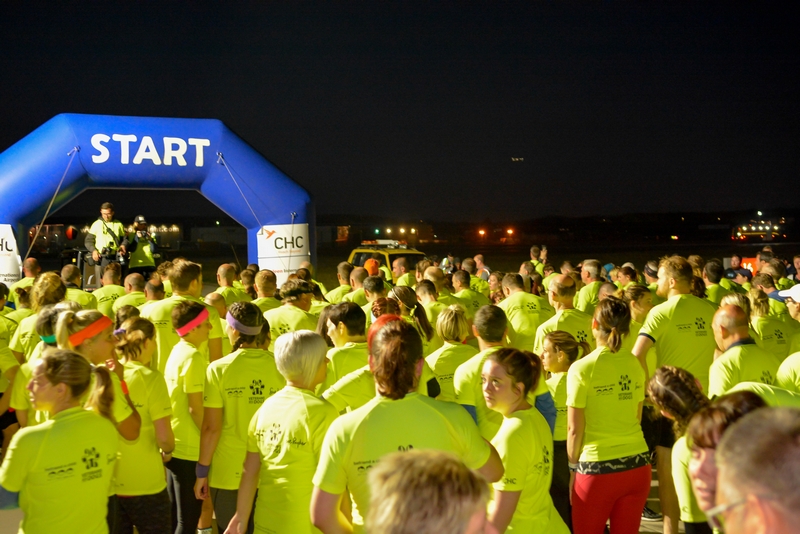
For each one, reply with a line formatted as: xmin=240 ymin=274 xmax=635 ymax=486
xmin=2 ymin=3 xmax=797 ymax=222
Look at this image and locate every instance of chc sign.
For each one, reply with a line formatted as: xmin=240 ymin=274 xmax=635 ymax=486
xmin=0 ymin=114 xmax=314 ymax=282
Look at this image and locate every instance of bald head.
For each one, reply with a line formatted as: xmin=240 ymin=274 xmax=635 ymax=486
xmin=22 ymin=258 xmax=41 ymax=278
xmin=255 ymin=270 xmax=277 ymax=297
xmin=125 ymin=273 xmax=145 ymax=292
xmin=205 ymin=291 xmax=227 ymax=317
xmin=598 ymin=282 xmax=618 ymax=301
xmin=61 ymin=264 xmax=81 ymax=285
xmin=713 ymin=304 xmax=751 ymax=351
xmin=298 ymin=261 xmax=314 ymax=275
xmin=350 ymin=267 xmax=368 ymax=289
xmin=714 ymin=304 xmax=749 ymax=332
xmin=424 ymin=266 xmax=445 ymax=291
xmin=217 ymin=263 xmax=236 ymax=287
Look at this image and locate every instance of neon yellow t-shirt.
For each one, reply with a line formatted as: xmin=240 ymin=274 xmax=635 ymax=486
xmin=672 ymin=436 xmax=707 ymax=523
xmin=112 ymin=291 xmax=147 ymax=313
xmin=0 ymin=316 xmax=20 ymax=393
xmin=247 ymin=386 xmax=339 ymax=534
xmin=65 ymin=287 xmax=98 ymax=310
xmin=88 ymin=218 xmax=125 ymax=251
xmin=437 ymin=290 xmax=470 ymax=316
xmin=140 ymin=294 xmax=223 ymax=374
xmin=533 ymin=308 xmax=595 ymax=355
xmin=342 ymin=288 xmax=368 ymax=306
xmin=425 ymin=342 xmax=479 ymax=403
xmin=726 ymin=381 xmax=800 ymax=407
xmin=162 ymin=280 xmax=173 ymax=299
xmin=319 ymin=342 xmax=369 ymax=395
xmin=395 ymin=272 xmax=415 ymax=287
xmin=453 ymin=347 xmax=549 ymax=441
xmin=313 ymin=393 xmax=491 ymax=530
xmin=325 ymin=285 xmax=352 ymax=304
xmin=498 ymin=291 xmax=555 ymax=351
xmin=776 ymin=352 xmax=800 ymax=393
xmin=4 ymin=307 xmax=33 ymax=334
xmin=638 ymin=294 xmax=718 ymax=392
xmin=575 ymin=281 xmax=601 ymax=317
xmin=768 ymin=298 xmax=790 ymax=322
xmin=215 ymin=286 xmax=251 ymax=307
xmin=531 ymin=260 xmax=545 ymax=276
xmin=92 ymin=284 xmax=126 ymax=319
xmin=218 ymin=318 xmax=233 ymax=357
xmin=9 ymin=313 xmax=39 ymax=361
xmin=751 ymin=314 xmax=796 ymax=362
xmin=423 ymin=300 xmax=447 ymax=328
xmin=0 ymin=406 xmax=118 ymax=534
xmin=704 ymin=284 xmax=731 ymax=305
xmin=469 ymin=275 xmax=490 ymax=298
xmin=164 ymin=339 xmax=207 ymax=461
xmin=546 ymin=372 xmax=568 ymax=441
xmin=309 ymin=299 xmax=331 ymax=320
xmin=252 ymin=296 xmax=281 ymax=314
xmin=453 ymin=288 xmax=490 ymax=318
xmin=7 ymin=277 xmax=34 ymax=307
xmin=116 ymin=360 xmax=172 ymax=495
xmin=321 ymin=363 xmax=438 ymax=413
xmin=566 ymin=346 xmax=647 ymax=462
xmin=541 ymin=272 xmax=558 ymax=292
xmin=492 ymin=407 xmax=570 ymax=534
xmin=708 ymin=341 xmax=781 ymax=398
xmin=312 ymin=279 xmax=328 ymax=296
xmin=263 ymin=304 xmax=319 ymax=351
xmin=204 ymin=348 xmax=285 ymax=489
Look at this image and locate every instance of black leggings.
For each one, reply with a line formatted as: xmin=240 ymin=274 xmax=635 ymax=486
xmin=551 ymin=440 xmax=573 ymax=532
xmin=117 ymin=489 xmax=172 ymax=534
xmin=166 ymin=457 xmax=203 ymax=534
xmin=685 ymin=521 xmax=713 ymax=534
xmin=210 ymin=487 xmax=255 ymax=534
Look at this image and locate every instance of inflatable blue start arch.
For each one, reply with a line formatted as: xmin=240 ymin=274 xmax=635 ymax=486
xmin=0 ymin=113 xmax=314 ymax=284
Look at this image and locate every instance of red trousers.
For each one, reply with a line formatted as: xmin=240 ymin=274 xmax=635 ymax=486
xmin=572 ymin=465 xmax=651 ymax=534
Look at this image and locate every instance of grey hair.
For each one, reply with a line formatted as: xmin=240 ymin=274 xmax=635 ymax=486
xmin=273 ymin=330 xmax=328 ymax=387
xmin=717 ymin=407 xmax=800 ymax=519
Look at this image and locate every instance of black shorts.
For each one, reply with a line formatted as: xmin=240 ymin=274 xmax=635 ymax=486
xmin=641 ymin=406 xmax=675 ymax=454
xmin=0 ymin=392 xmax=19 ymax=436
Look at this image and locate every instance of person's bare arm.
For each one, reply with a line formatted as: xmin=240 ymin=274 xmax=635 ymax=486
xmin=187 ymin=391 xmax=204 ymax=430
xmin=153 ymin=416 xmax=175 ymax=458
xmin=194 ymin=407 xmax=223 ymax=500
xmin=631 ymin=335 xmax=654 ymax=382
xmin=476 ymin=439 xmax=504 ymax=483
xmin=310 ymin=488 xmax=353 ymax=534
xmin=567 ymin=406 xmax=586 ymax=505
xmin=488 ymin=490 xmax=522 ymax=533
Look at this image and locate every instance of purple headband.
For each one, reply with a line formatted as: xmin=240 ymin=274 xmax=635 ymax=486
xmin=226 ymin=311 xmax=263 ymax=336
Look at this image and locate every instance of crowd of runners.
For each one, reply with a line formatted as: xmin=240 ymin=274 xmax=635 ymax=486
xmin=1 ymin=237 xmax=799 ymax=534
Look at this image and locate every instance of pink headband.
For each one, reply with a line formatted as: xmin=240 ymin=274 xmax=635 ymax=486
xmin=226 ymin=312 xmax=263 ymax=336
xmin=176 ymin=308 xmax=209 ymax=337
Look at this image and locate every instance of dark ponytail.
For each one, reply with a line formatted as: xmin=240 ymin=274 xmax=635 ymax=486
xmin=370 ymin=320 xmax=423 ymax=400
xmin=228 ymin=301 xmax=269 ymax=352
xmin=488 ymin=347 xmax=542 ymax=397
xmin=593 ymin=297 xmax=630 ymax=353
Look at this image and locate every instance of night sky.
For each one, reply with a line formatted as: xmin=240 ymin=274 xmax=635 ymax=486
xmin=1 ymin=3 xmax=797 ymax=222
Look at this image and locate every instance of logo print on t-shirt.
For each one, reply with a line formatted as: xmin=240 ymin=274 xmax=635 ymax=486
xmin=618 ymin=375 xmax=633 ymax=401
xmin=619 ymin=375 xmax=631 ymax=391
xmin=250 ymin=379 xmax=264 ymax=396
xmin=82 ymin=448 xmax=100 ymax=469
xmin=761 ymin=370 xmax=774 ymax=385
xmin=268 ymin=423 xmax=282 ymax=443
xmin=576 ymin=330 xmax=588 ymax=343
xmin=694 ymin=318 xmax=708 ymax=336
xmin=397 ymin=445 xmax=414 ymax=452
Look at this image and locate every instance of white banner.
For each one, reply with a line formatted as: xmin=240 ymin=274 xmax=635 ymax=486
xmin=0 ymin=224 xmax=22 ymax=286
xmin=257 ymin=223 xmax=311 ymax=285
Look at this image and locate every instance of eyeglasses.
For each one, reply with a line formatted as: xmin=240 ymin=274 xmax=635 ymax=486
xmin=705 ymin=498 xmax=746 ymax=531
